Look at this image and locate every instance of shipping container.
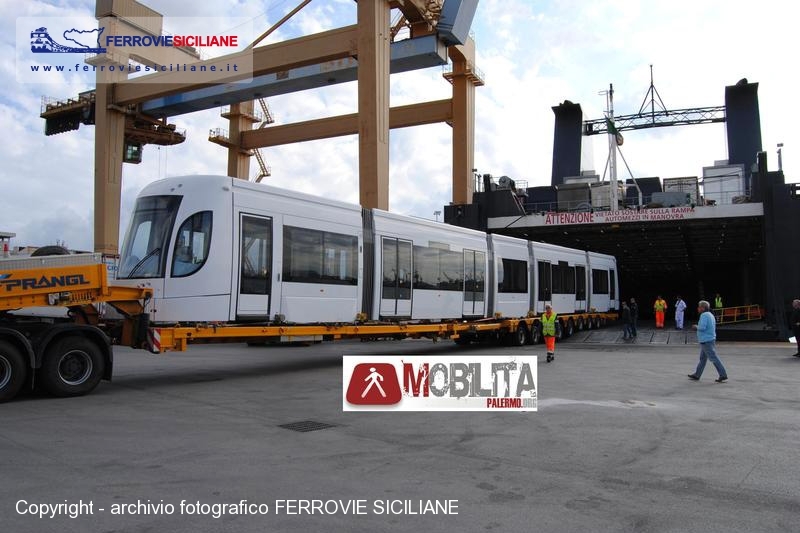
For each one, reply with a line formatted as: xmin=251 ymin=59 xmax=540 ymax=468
xmin=663 ymin=177 xmax=700 ymax=206
xmin=555 ymin=182 xmax=592 ymax=212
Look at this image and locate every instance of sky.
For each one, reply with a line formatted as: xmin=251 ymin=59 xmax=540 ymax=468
xmin=1 ymin=0 xmax=796 ymax=251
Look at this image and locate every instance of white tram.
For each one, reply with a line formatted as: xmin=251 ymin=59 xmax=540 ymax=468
xmin=115 ymin=176 xmax=618 ymax=324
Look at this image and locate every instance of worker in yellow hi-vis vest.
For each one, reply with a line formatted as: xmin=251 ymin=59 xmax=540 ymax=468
xmin=653 ymin=295 xmax=668 ymax=329
xmin=541 ymin=304 xmax=558 ymax=363
xmin=713 ymin=293 xmax=724 ymax=320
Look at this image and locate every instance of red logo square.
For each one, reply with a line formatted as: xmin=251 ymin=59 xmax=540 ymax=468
xmin=346 ymin=363 xmax=401 ymax=405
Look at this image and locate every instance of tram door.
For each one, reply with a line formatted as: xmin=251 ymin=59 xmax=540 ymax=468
xmin=463 ymin=249 xmax=486 ymax=317
xmin=236 ymin=214 xmax=273 ymax=320
xmin=380 ymin=237 xmax=412 ymax=318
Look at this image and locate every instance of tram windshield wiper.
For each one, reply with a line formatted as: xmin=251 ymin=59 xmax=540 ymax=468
xmin=126 ymin=247 xmax=161 ymax=278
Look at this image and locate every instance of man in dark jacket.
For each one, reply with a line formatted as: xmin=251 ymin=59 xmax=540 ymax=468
xmin=629 ymin=298 xmax=639 ymax=338
xmin=791 ymin=299 xmax=800 ymax=357
xmin=621 ymin=302 xmax=633 ymax=340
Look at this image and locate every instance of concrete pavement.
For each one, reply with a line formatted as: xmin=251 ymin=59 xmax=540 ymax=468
xmin=2 ymin=337 xmax=799 ymax=532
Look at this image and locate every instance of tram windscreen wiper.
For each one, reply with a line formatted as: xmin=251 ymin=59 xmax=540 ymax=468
xmin=127 ymin=247 xmax=161 ymax=278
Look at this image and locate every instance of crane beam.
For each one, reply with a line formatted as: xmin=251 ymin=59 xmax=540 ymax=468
xmin=584 ymin=106 xmax=726 ymax=136
xmin=113 ymin=25 xmax=359 ymax=106
xmin=240 ymin=99 xmax=452 ymax=149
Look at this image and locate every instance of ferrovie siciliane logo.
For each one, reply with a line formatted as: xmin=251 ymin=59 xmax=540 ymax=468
xmin=343 ymin=356 xmax=538 ymax=412
xmin=31 ymin=26 xmax=106 ymax=54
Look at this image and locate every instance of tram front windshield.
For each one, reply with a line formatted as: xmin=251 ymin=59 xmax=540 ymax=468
xmin=118 ymin=195 xmax=181 ymax=279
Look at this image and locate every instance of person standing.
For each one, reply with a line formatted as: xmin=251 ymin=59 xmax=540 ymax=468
xmin=541 ymin=304 xmax=558 ymax=363
xmin=791 ymin=299 xmax=800 ymax=357
xmin=621 ymin=302 xmax=633 ymax=340
xmin=688 ymin=300 xmax=728 ymax=382
xmin=713 ymin=293 xmax=724 ymax=320
xmin=629 ymin=297 xmax=639 ymax=338
xmin=675 ymin=295 xmax=687 ymax=330
xmin=653 ymin=295 xmax=668 ymax=329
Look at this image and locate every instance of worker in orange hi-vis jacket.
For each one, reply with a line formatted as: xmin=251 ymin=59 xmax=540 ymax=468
xmin=653 ymin=295 xmax=668 ymax=329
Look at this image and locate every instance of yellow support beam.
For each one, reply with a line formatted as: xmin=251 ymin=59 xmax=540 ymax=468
xmin=94 ymin=69 xmax=127 ymax=255
xmin=113 ymin=26 xmax=359 ymax=106
xmin=241 ymin=99 xmax=452 ymax=149
xmin=357 ymin=0 xmax=391 ymax=211
xmin=445 ymin=38 xmax=483 ymax=205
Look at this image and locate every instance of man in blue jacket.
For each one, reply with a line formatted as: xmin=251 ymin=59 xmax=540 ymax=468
xmin=688 ymin=300 xmax=728 ymax=382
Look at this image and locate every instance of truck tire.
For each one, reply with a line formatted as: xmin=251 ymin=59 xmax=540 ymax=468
xmin=529 ymin=323 xmax=542 ymax=345
xmin=509 ymin=324 xmax=528 ymax=346
xmin=453 ymin=335 xmax=471 ymax=346
xmin=0 ymin=340 xmax=27 ymax=403
xmin=566 ymin=318 xmax=575 ymax=337
xmin=39 ymin=336 xmax=104 ymax=397
xmin=555 ymin=320 xmax=564 ymax=341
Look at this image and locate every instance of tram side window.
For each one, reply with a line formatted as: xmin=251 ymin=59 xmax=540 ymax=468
xmin=323 ymin=232 xmax=358 ymax=283
xmin=171 ymin=211 xmax=212 ymax=277
xmin=592 ymin=268 xmax=609 ymax=294
xmin=283 ymin=226 xmax=358 ymax=285
xmin=552 ymin=262 xmax=575 ymax=295
xmin=440 ymin=250 xmax=463 ymax=291
xmin=499 ymin=258 xmax=527 ymax=293
xmin=412 ymin=246 xmax=463 ymax=291
xmin=413 ymin=246 xmax=437 ymax=290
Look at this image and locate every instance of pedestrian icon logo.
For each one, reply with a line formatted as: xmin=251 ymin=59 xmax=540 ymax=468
xmin=362 ymin=367 xmax=386 ymax=398
xmin=346 ymin=363 xmax=401 ymax=405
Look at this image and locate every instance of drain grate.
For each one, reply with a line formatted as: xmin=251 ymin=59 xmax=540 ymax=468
xmin=278 ymin=420 xmax=337 ymax=433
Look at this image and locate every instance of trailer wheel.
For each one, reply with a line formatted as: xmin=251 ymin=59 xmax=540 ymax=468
xmin=453 ymin=335 xmax=471 ymax=346
xmin=511 ymin=324 xmax=528 ymax=346
xmin=566 ymin=318 xmax=575 ymax=337
xmin=555 ymin=320 xmax=564 ymax=341
xmin=577 ymin=317 xmax=585 ymax=331
xmin=39 ymin=337 xmax=104 ymax=397
xmin=0 ymin=340 xmax=27 ymax=403
xmin=529 ymin=323 xmax=542 ymax=345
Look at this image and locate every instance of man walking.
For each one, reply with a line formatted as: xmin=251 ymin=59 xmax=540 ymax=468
xmin=629 ymin=298 xmax=639 ymax=338
xmin=675 ymin=295 xmax=687 ymax=330
xmin=688 ymin=300 xmax=728 ymax=382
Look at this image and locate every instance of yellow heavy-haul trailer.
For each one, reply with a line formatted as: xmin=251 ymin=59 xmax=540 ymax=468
xmin=0 ymin=254 xmax=615 ymax=402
